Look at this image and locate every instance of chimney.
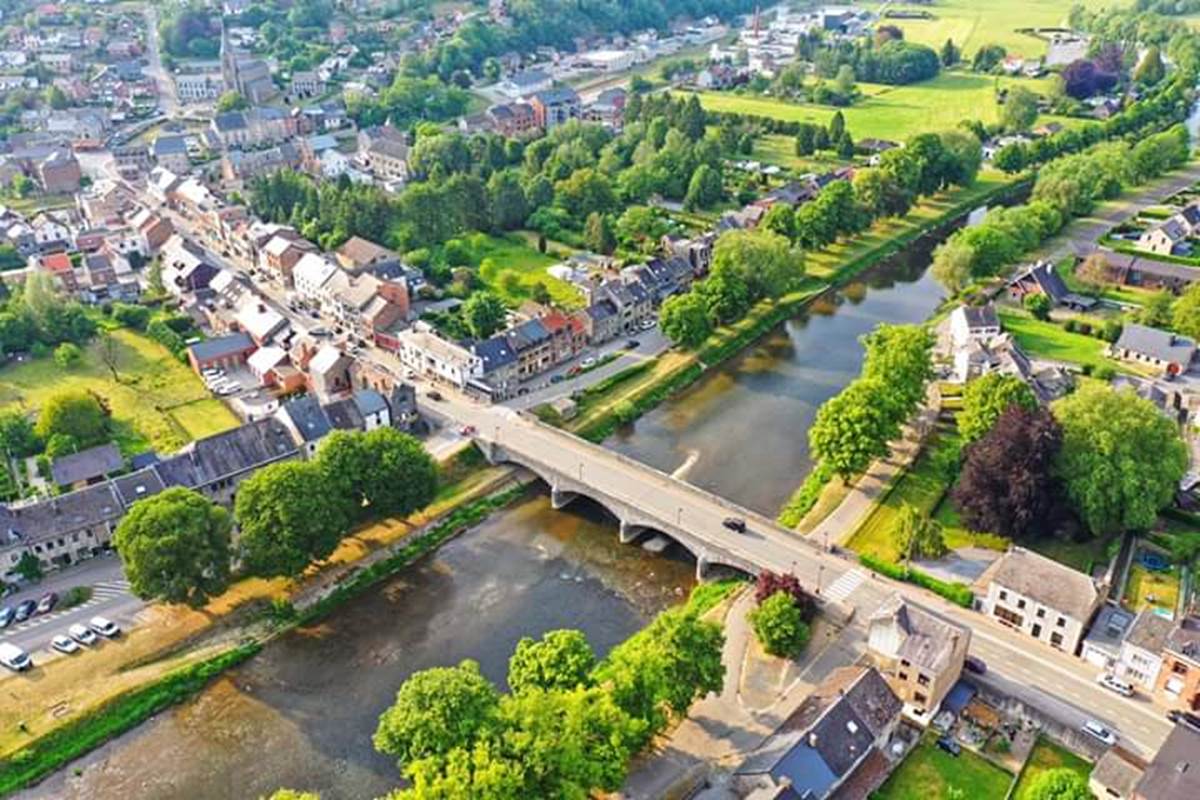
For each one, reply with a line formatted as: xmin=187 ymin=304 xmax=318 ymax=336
xmin=808 ymin=733 xmax=818 ymax=748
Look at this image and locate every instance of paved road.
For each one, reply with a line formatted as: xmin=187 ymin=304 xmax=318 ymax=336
xmin=142 ymin=4 xmax=178 ymax=119
xmin=1 ymin=555 xmax=142 ymax=656
xmin=424 ymin=391 xmax=1174 ymax=756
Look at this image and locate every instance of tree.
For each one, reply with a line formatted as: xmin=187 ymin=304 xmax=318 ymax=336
xmin=659 ymin=291 xmax=712 ymax=348
xmin=216 ymin=91 xmax=248 ymax=112
xmin=584 ymin=211 xmax=616 ymax=255
xmin=615 ymin=206 xmax=667 ymax=252
xmin=374 ymin=660 xmax=500 ymax=768
xmin=711 ymin=229 xmax=804 ymax=302
xmin=1024 ymin=292 xmax=1052 ymax=320
xmin=1052 ymin=383 xmax=1188 ymax=535
xmin=753 ymin=571 xmax=818 ymax=620
xmin=892 ymin=502 xmax=947 ymax=562
xmin=0 ymin=411 xmax=40 ymax=458
xmin=508 ymin=629 xmax=596 ymax=694
xmin=44 ymin=433 xmax=79 ymax=459
xmin=1138 ymin=290 xmax=1174 ymax=328
xmin=959 ymin=373 xmax=1038 ymax=443
xmin=12 ymin=549 xmax=43 ymax=583
xmin=1001 ymin=86 xmax=1039 ymax=132
xmin=931 ymin=238 xmax=976 ymax=292
xmin=98 ymin=330 xmax=121 ymax=382
xmin=463 ymin=292 xmax=507 ymax=339
xmin=53 ymin=341 xmax=81 ymax=369
xmin=1134 ymin=46 xmax=1165 ymax=86
xmin=954 ymin=406 xmax=1062 ymax=539
xmin=862 ymin=323 xmax=934 ymax=416
xmin=34 ymin=390 xmax=109 ymax=449
xmin=828 ymin=110 xmax=846 ymax=142
xmin=1025 ymin=767 xmax=1092 ymax=800
xmin=993 ymin=142 xmax=1028 ymax=174
xmin=235 ymin=460 xmax=354 ymax=578
xmin=1172 ymin=282 xmax=1200 ymax=340
xmin=1075 ymin=252 xmax=1111 ymax=293
xmin=809 ymin=378 xmax=903 ymax=482
xmin=834 ymin=64 xmax=856 ymax=97
xmin=748 ymin=592 xmax=810 ymax=658
xmin=684 ymin=164 xmax=722 ymax=211
xmin=113 ymin=487 xmax=233 ymax=607
xmin=940 ymin=38 xmax=960 ymax=67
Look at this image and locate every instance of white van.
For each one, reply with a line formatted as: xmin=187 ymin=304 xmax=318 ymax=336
xmin=0 ymin=642 xmax=32 ymax=671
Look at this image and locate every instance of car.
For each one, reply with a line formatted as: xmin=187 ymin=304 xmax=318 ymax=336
xmin=460 ymin=425 xmax=477 ymax=436
xmin=964 ymin=655 xmax=987 ymax=675
xmin=309 ymin=310 xmax=320 ymax=319
xmin=639 ymin=319 xmax=655 ymax=330
xmin=88 ymin=616 xmax=121 ymax=638
xmin=14 ymin=599 xmax=37 ymax=622
xmin=0 ymin=642 xmax=31 ymax=672
xmin=1097 ymin=672 xmax=1135 ymax=697
xmin=580 ymin=357 xmax=596 ymax=369
xmin=218 ymin=385 xmax=239 ymax=397
xmin=50 ymin=635 xmax=79 ymax=654
xmin=68 ymin=624 xmax=97 ymax=646
xmin=1082 ymin=719 xmax=1117 ymax=745
xmin=567 ymin=365 xmax=582 ymax=377
xmin=722 ymin=517 xmax=747 ymax=533
xmin=0 ymin=606 xmax=13 ymax=628
xmin=625 ymin=339 xmax=640 ymax=349
xmin=1168 ymin=709 xmax=1200 ymax=730
xmin=427 ymin=390 xmax=443 ymax=402
xmin=36 ymin=592 xmax=58 ymax=614
xmin=404 ymin=369 xmax=417 ymax=380
xmin=935 ymin=737 xmax=961 ymax=757
xmin=202 ymin=368 xmax=224 ymax=378
xmin=550 ymin=374 xmax=565 ymax=384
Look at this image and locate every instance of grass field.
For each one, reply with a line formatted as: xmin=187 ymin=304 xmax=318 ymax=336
xmin=470 ymin=233 xmax=584 ymax=309
xmin=876 ymin=736 xmax=1014 ymax=800
xmin=0 ymin=328 xmax=239 ymax=454
xmin=751 ymin=134 xmax=851 ymax=173
xmin=869 ymin=0 xmax=1110 ymax=59
xmin=688 ymin=73 xmax=1066 ymax=141
xmin=1125 ymin=562 xmax=1181 ymax=616
xmin=1013 ymin=737 xmax=1092 ymax=800
xmin=996 ymin=310 xmax=1128 ymax=372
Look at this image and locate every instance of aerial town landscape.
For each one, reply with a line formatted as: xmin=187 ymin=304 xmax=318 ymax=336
xmin=1 ymin=0 xmax=1200 ymax=798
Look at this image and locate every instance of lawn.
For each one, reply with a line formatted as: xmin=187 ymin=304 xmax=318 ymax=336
xmin=469 ymin=232 xmax=584 ymax=309
xmin=875 ymin=737 xmax=1014 ymax=800
xmin=1013 ymin=737 xmax=1092 ymax=800
xmin=996 ymin=310 xmax=1127 ymax=372
xmin=869 ymin=0 xmax=1111 ymax=58
xmin=1125 ymin=562 xmax=1181 ymax=616
xmin=750 ymin=133 xmax=851 ymax=173
xmin=0 ymin=328 xmax=240 ymax=454
xmin=1061 ymin=258 xmax=1152 ymax=308
xmin=687 ymin=72 xmax=1068 ymax=141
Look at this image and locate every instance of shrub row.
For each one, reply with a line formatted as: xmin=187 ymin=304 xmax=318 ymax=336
xmin=858 ymin=553 xmax=975 ymax=608
xmin=577 ymin=362 xmax=704 ymax=443
xmin=777 ymin=461 xmax=835 ymax=528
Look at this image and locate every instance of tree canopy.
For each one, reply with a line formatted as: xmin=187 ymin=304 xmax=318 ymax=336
xmin=34 ymin=390 xmax=109 ymax=449
xmin=507 ymin=630 xmax=596 ymax=694
xmin=958 ymin=373 xmax=1038 ymax=443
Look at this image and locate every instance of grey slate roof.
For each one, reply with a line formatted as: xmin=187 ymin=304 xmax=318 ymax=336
xmin=507 ymin=318 xmax=551 ymax=351
xmin=990 ymin=547 xmax=1099 ymax=620
xmin=281 ymin=395 xmax=332 ymax=443
xmin=352 ymin=389 xmax=388 ymax=418
xmin=213 ymin=112 xmax=248 ymax=132
xmin=534 ymin=86 xmax=580 ymax=106
xmin=869 ymin=594 xmax=967 ymax=674
xmin=1115 ymin=323 xmax=1196 ymax=365
xmin=166 ymin=418 xmax=298 ymax=485
xmin=1164 ymin=615 xmax=1200 ymax=660
xmin=111 ymin=466 xmax=166 ymax=506
xmin=960 ymin=303 xmax=999 ymax=329
xmin=153 ymin=134 xmax=188 ymax=157
xmin=188 ymin=332 xmax=254 ymax=362
xmin=50 ymin=442 xmax=123 ymax=486
xmin=322 ymin=396 xmax=363 ymax=431
xmin=1091 ymin=749 xmax=1144 ymax=798
xmin=476 ymin=336 xmax=518 ymax=373
xmin=1136 ymin=724 xmax=1200 ymax=800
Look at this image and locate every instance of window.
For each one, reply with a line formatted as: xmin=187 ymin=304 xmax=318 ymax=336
xmin=994 ymin=606 xmax=1023 ymax=627
xmin=917 ymin=673 xmax=930 ymax=687
xmin=1050 ymin=632 xmax=1064 ymax=649
xmin=900 ymin=659 xmax=910 ymax=668
xmin=913 ymin=692 xmax=927 ymax=705
xmin=1057 ymin=617 xmax=1067 ymax=628
xmin=1173 ymin=661 xmax=1190 ymax=676
xmin=999 ymin=590 xmax=1007 ymax=601
xmin=898 ymin=672 xmax=908 ymax=681
xmin=1036 ymin=608 xmax=1045 ymax=619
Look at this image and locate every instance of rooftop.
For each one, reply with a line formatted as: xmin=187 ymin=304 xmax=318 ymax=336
xmin=990 ymin=547 xmax=1100 ymax=621
xmin=50 ymin=442 xmax=123 ymax=486
xmin=1115 ymin=323 xmax=1197 ymax=366
xmin=1136 ymin=723 xmax=1200 ymax=800
xmin=868 ymin=594 xmax=969 ymax=674
xmin=188 ymin=332 xmax=255 ymax=363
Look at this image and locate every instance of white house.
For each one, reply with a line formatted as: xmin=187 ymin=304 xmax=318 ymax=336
xmin=396 ymin=324 xmax=482 ymax=387
xmin=1116 ymin=609 xmax=1173 ymax=690
xmin=292 ymin=252 xmax=338 ymax=303
xmin=949 ymin=303 xmax=1000 ymax=349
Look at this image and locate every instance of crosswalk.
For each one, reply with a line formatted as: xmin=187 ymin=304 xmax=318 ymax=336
xmin=823 ymin=569 xmax=865 ymax=604
xmin=0 ymin=580 xmax=131 ymax=639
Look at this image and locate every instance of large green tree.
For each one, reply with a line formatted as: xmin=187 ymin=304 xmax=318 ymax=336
xmin=748 ymin=591 xmax=811 ymax=658
xmin=658 ymin=291 xmax=712 ymax=348
xmin=315 ymin=428 xmax=437 ymax=523
xmin=34 ymin=390 xmax=109 ymax=448
xmin=710 ymin=229 xmax=804 ymax=302
xmin=862 ymin=323 xmax=934 ymax=417
xmin=235 ymin=460 xmax=355 ymax=577
xmin=1052 ymin=383 xmax=1187 ymax=535
xmin=1001 ymin=86 xmax=1039 ymax=132
xmin=892 ymin=502 xmax=947 ymax=562
xmin=1025 ymin=767 xmax=1092 ymax=800
xmin=507 ymin=629 xmax=596 ymax=694
xmin=463 ymin=291 xmax=507 ymax=339
xmin=809 ymin=378 xmax=902 ymax=482
xmin=113 ymin=487 xmax=233 ymax=607
xmin=1171 ymin=281 xmax=1200 ymax=340
xmin=958 ymin=373 xmax=1038 ymax=443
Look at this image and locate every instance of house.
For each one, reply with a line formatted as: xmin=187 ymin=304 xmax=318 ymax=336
xmin=174 ymin=70 xmax=224 ymax=102
xmin=50 ymin=443 xmax=124 ymax=489
xmin=396 ymin=325 xmax=482 ymax=387
xmin=1155 ymin=615 xmax=1200 ymax=712
xmin=1112 ymin=324 xmax=1196 ymax=377
xmin=111 ymin=143 xmax=152 ymax=176
xmin=1007 ymin=261 xmax=1097 ymax=312
xmin=130 ymin=209 xmax=174 ymax=254
xmin=1090 ymin=749 xmax=1146 ymax=800
xmin=36 ymin=148 xmax=81 ymax=193
xmin=325 ymin=390 xmax=392 ymax=432
xmin=75 ymin=253 xmax=138 ymax=304
xmin=290 ymin=70 xmax=324 ymax=99
xmin=247 ymin=345 xmax=296 ymax=388
xmin=505 ymin=317 xmax=554 ymax=378
xmin=275 ymin=394 xmax=332 ymax=457
xmin=1132 ymin=722 xmax=1200 ymax=800
xmin=1139 ymin=218 xmax=1190 ymax=256
xmin=260 ymin=234 xmax=315 ymax=286
xmin=235 ymin=300 xmax=288 ymax=345
xmin=979 ymin=547 xmax=1103 ymax=654
xmin=186 ymin=332 xmax=256 ymax=373
xmin=588 ymin=278 xmax=653 ymax=332
xmin=949 ymin=304 xmax=1000 ymax=348
xmin=696 ymin=64 xmax=738 ymax=90
xmin=155 ymin=418 xmax=299 ymax=506
xmin=293 ymin=252 xmax=339 ymax=302
xmin=334 ymin=236 xmax=401 ymax=276
xmin=308 ymin=345 xmax=354 ymax=401
xmin=152 ymin=134 xmax=191 ymax=174
xmin=486 ymin=102 xmax=539 ymax=138
xmin=161 ymin=235 xmax=219 ymax=298
xmin=736 ymin=666 xmax=902 ymax=800
xmin=358 ymin=125 xmax=409 ymax=182
xmin=866 ymin=595 xmax=970 ymax=724
xmin=584 ymin=300 xmax=621 ymax=344
xmin=530 ymin=87 xmax=582 ymax=131
xmin=1081 ymin=603 xmax=1137 ymax=672
xmin=1116 ymin=609 xmax=1174 ymax=691
xmin=0 ymin=482 xmax=128 ymax=575
xmin=1091 ymin=249 xmax=1200 ymax=292
xmin=497 ymin=68 xmax=552 ymax=99
xmin=473 ymin=335 xmax=519 ymax=401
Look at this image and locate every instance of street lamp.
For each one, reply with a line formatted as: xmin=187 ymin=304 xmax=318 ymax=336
xmin=676 ymin=506 xmax=682 ymax=525
xmin=816 ymin=564 xmax=824 ymax=596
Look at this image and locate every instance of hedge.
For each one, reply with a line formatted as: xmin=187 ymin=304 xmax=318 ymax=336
xmin=858 ymin=553 xmax=974 ymax=608
xmin=778 ymin=461 xmax=835 ymax=528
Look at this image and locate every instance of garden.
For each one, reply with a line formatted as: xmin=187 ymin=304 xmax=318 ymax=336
xmin=874 ymin=733 xmax=1014 ymax=800
xmin=1011 ymin=737 xmax=1093 ymax=800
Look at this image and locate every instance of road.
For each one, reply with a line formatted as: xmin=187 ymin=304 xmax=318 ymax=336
xmin=142 ymin=4 xmax=178 ymax=119
xmin=425 ymin=391 xmax=1175 ymax=757
xmin=1 ymin=554 xmax=142 ymax=656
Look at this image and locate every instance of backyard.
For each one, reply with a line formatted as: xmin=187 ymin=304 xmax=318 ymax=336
xmin=875 ymin=736 xmax=1014 ymax=800
xmin=1125 ymin=560 xmax=1182 ymax=617
xmin=0 ymin=328 xmax=239 ymax=454
xmin=467 ymin=232 xmax=584 ymax=309
xmin=1012 ymin=737 xmax=1092 ymax=800
xmin=995 ymin=310 xmax=1129 ymax=373
xmin=688 ymin=73 xmax=1066 ymax=141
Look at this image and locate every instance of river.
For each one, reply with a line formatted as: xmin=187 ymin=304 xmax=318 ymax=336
xmin=23 ymin=214 xmax=966 ymax=799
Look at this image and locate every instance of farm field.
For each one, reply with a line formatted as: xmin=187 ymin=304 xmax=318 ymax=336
xmin=0 ymin=328 xmax=240 ymax=454
xmin=687 ymin=73 xmax=1069 ymax=141
xmin=869 ymin=0 xmax=1111 ymax=58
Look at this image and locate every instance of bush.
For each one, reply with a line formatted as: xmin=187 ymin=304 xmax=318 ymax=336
xmin=778 ymin=461 xmax=835 ymax=528
xmin=1024 ymin=293 xmax=1052 ymax=320
xmin=858 ymin=553 xmax=974 ymax=608
xmin=111 ymin=303 xmax=151 ymax=331
xmin=60 ymin=586 xmax=92 ymax=608
xmin=1093 ymin=363 xmax=1116 ymax=381
xmin=1063 ymin=319 xmax=1078 ymax=332
xmin=748 ymin=592 xmax=811 ymax=658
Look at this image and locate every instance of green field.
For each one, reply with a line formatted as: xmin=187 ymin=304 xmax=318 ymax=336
xmin=750 ymin=134 xmax=851 ymax=173
xmin=0 ymin=328 xmax=240 ymax=454
xmin=869 ymin=0 xmax=1109 ymax=59
xmin=688 ymin=73 xmax=1067 ymax=141
xmin=1013 ymin=738 xmax=1092 ymax=800
xmin=996 ymin=310 xmax=1128 ymax=372
xmin=469 ymin=233 xmax=584 ymax=309
xmin=876 ymin=737 xmax=1014 ymax=800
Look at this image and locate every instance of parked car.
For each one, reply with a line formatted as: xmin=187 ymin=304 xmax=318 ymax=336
xmin=50 ymin=635 xmax=79 ymax=655
xmin=722 ymin=517 xmax=747 ymax=533
xmin=964 ymin=655 xmax=987 ymax=675
xmin=625 ymin=339 xmax=640 ymax=349
xmin=1097 ymin=673 xmax=1134 ymax=697
xmin=427 ymin=390 xmax=443 ymax=402
xmin=580 ymin=357 xmax=596 ymax=369
xmin=68 ymin=623 xmax=97 ymax=646
xmin=550 ymin=374 xmax=565 ymax=384
xmin=36 ymin=592 xmax=58 ymax=614
xmin=1167 ymin=709 xmax=1200 ymax=730
xmin=460 ymin=425 xmax=477 ymax=436
xmin=567 ymin=366 xmax=582 ymax=377
xmin=1082 ymin=719 xmax=1117 ymax=745
xmin=14 ymin=599 xmax=36 ymax=622
xmin=936 ymin=737 xmax=961 ymax=756
xmin=0 ymin=642 xmax=32 ymax=672
xmin=0 ymin=606 xmax=13 ymax=628
xmin=639 ymin=319 xmax=655 ymax=330
xmin=88 ymin=616 xmax=121 ymax=638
